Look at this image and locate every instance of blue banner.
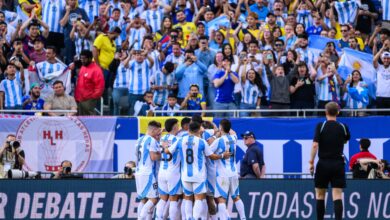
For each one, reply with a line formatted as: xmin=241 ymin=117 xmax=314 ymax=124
xmin=0 ymin=180 xmax=389 ymax=219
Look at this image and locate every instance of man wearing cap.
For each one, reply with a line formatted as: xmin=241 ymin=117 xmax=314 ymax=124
xmin=240 ymin=131 xmax=265 ymax=179
xmin=22 ymin=83 xmax=44 ymax=115
xmin=373 ymin=41 xmax=390 ymax=115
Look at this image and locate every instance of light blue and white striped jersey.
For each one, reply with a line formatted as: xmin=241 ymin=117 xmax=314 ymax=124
xmin=141 ymin=9 xmax=164 ymax=33
xmin=241 ymin=80 xmax=263 ymax=105
xmin=108 ymin=18 xmax=126 ymax=47
xmin=383 ymin=0 xmax=390 ymax=21
xmin=159 ymin=134 xmax=180 ymax=175
xmin=334 ymin=0 xmax=360 ymax=25
xmin=135 ymin=134 xmax=159 ymax=176
xmin=36 ymin=61 xmax=67 ymax=77
xmin=42 ymin=0 xmax=66 ymax=33
xmin=296 ymin=48 xmax=315 ymax=67
xmin=344 ymin=82 xmax=368 ymax=109
xmin=108 ymin=0 xmax=125 ymax=16
xmin=150 ymin=70 xmax=176 ymax=106
xmin=168 ymin=135 xmax=213 ymax=182
xmin=74 ymin=32 xmax=95 ymax=57
xmin=203 ymin=129 xmax=217 ymax=184
xmin=79 ymin=0 xmax=100 ymax=23
xmin=128 ymin=59 xmax=152 ymax=95
xmin=296 ymin=10 xmax=313 ymax=30
xmin=2 ymin=10 xmax=18 ymax=24
xmin=176 ymin=130 xmax=189 ymax=137
xmin=113 ymin=62 xmax=130 ymax=88
xmin=164 ymin=54 xmax=185 ymax=66
xmin=210 ymin=134 xmax=238 ymax=177
xmin=128 ymin=27 xmax=147 ymax=50
xmin=316 ymin=71 xmax=340 ymax=102
xmin=0 ymin=77 xmax=23 ymax=108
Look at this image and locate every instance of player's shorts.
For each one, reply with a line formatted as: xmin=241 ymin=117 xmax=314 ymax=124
xmin=215 ymin=175 xmax=240 ymax=199
xmin=158 ymin=172 xmax=182 ymax=196
xmin=207 ymin=171 xmax=216 ymax=195
xmin=182 ymin=181 xmax=207 ymax=196
xmin=135 ymin=173 xmax=158 ymax=199
xmin=315 ymin=159 xmax=346 ymax=189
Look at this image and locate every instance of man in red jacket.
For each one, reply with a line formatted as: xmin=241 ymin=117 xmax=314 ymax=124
xmin=349 ymin=138 xmax=377 ymax=171
xmin=75 ymin=50 xmax=105 ymax=115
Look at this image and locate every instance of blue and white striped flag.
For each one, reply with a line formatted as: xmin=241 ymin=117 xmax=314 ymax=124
xmin=308 ymin=35 xmax=341 ymax=58
xmin=338 ymin=48 xmax=376 ymax=99
xmin=207 ymin=15 xmax=231 ymax=35
xmin=334 ymin=0 xmax=360 ymax=25
xmin=382 ymin=0 xmax=390 ymax=21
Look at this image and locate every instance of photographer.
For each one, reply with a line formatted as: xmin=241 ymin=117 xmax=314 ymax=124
xmin=180 ymin=84 xmax=206 ymax=117
xmin=0 ymin=134 xmax=25 ymax=178
xmin=356 ymin=158 xmax=390 ymax=179
xmin=112 ymin=161 xmax=136 ymax=179
xmin=51 ymin=160 xmax=78 ymax=179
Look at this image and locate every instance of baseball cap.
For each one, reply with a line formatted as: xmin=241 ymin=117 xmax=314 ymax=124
xmin=382 ymin=51 xmax=390 ymax=59
xmin=241 ymin=131 xmax=255 ymax=138
xmin=30 ymin=83 xmax=40 ymax=90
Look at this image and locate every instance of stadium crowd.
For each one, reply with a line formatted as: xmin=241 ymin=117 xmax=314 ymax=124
xmin=0 ymin=0 xmax=388 ymax=116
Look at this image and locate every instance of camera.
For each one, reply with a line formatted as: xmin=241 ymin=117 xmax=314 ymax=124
xmin=6 ymin=140 xmax=20 ymax=149
xmin=124 ymin=166 xmax=135 ymax=176
xmin=63 ymin=166 xmax=71 ymax=174
xmin=8 ymin=169 xmax=41 ymax=179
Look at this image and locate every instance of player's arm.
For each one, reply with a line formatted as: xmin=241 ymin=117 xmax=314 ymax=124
xmin=208 ymin=152 xmax=231 ymax=160
xmin=150 ymin=140 xmax=162 ymax=161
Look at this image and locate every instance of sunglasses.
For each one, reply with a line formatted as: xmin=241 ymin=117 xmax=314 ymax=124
xmin=243 ymin=136 xmax=252 ymax=140
xmin=275 ymin=44 xmax=283 ymax=47
xmin=341 ymin=29 xmax=348 ymax=32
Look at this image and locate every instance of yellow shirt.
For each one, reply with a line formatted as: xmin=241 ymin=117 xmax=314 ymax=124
xmin=238 ymin=28 xmax=260 ymax=41
xmin=173 ymin=22 xmax=196 ymax=46
xmin=18 ymin=0 xmax=42 ymax=18
xmin=219 ymin=29 xmax=236 ymax=52
xmin=93 ymin=34 xmax=116 ymax=70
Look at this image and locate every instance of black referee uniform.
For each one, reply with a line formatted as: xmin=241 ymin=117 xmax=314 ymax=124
xmin=313 ymin=120 xmax=351 ymax=188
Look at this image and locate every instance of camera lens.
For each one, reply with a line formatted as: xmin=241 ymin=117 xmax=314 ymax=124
xmin=10 ymin=141 xmax=20 ymax=148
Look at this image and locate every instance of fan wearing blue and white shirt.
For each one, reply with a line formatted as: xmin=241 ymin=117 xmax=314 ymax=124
xmin=165 ymin=121 xmax=231 ymax=220
xmin=42 ymin=0 xmax=66 ymax=52
xmin=293 ymin=34 xmax=315 ymax=68
xmin=79 ymin=0 xmax=100 ymax=23
xmin=141 ymin=1 xmax=171 ymax=34
xmin=35 ymin=47 xmax=67 ymax=78
xmin=210 ymin=119 xmax=246 ymax=220
xmin=135 ymin=121 xmax=162 ymax=220
xmin=107 ymin=8 xmax=126 ymax=50
xmin=126 ymin=15 xmax=149 ymax=51
xmin=150 ymin=61 xmax=176 ymax=106
xmin=0 ymin=62 xmax=25 ymax=110
xmin=156 ymin=118 xmax=181 ymax=220
xmin=112 ymin=50 xmax=132 ymax=116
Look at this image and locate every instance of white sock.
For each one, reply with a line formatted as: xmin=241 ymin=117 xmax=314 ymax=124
xmin=163 ymin=200 xmax=170 ymax=219
xmin=193 ymin=200 xmax=204 ymax=219
xmin=235 ymin=199 xmax=246 ymax=220
xmin=210 ymin=214 xmax=218 ymax=220
xmin=218 ymin=203 xmax=227 ymax=220
xmin=184 ymin=199 xmax=193 ymax=220
xmin=155 ymin=199 xmax=167 ymax=219
xmin=138 ymin=201 xmax=145 ymax=219
xmin=180 ymin=199 xmax=185 ymax=220
xmin=140 ymin=200 xmax=155 ymax=218
xmin=202 ymin=199 xmax=208 ymax=218
xmin=169 ymin=201 xmax=179 ymax=220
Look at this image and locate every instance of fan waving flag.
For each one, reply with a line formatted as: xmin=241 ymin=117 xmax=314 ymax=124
xmin=334 ymin=0 xmax=360 ymax=25
xmin=338 ymin=48 xmax=376 ymax=99
xmin=207 ymin=15 xmax=231 ymax=35
xmin=383 ymin=0 xmax=390 ymax=21
xmin=308 ymin=35 xmax=341 ymax=58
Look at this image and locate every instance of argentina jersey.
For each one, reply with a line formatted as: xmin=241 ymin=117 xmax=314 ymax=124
xmin=74 ymin=32 xmax=95 ymax=56
xmin=159 ymin=134 xmax=179 ymax=174
xmin=150 ymin=70 xmax=175 ymax=106
xmin=203 ymin=129 xmax=217 ymax=193
xmin=128 ymin=60 xmax=151 ymax=95
xmin=141 ymin=9 xmax=163 ymax=33
xmin=168 ymin=135 xmax=213 ymax=182
xmin=42 ymin=0 xmax=65 ymax=33
xmin=36 ymin=61 xmax=67 ymax=78
xmin=79 ymin=0 xmax=100 ymax=23
xmin=210 ymin=134 xmax=238 ymax=177
xmin=135 ymin=134 xmax=159 ymax=176
xmin=296 ymin=48 xmax=315 ymax=67
xmin=114 ymin=62 xmax=130 ymax=88
xmin=128 ymin=27 xmax=147 ymax=50
xmin=317 ymin=70 xmax=340 ymax=102
xmin=0 ymin=77 xmax=23 ymax=108
xmin=241 ymin=80 xmax=262 ymax=105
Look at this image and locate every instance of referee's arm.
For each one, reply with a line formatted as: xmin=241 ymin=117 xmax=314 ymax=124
xmin=309 ymin=123 xmax=322 ymax=173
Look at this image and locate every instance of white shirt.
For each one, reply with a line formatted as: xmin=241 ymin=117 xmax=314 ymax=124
xmin=159 ymin=134 xmax=180 ymax=175
xmin=135 ymin=134 xmax=159 ymax=176
xmin=376 ymin=64 xmax=390 ymax=97
xmin=210 ymin=134 xmax=238 ymax=177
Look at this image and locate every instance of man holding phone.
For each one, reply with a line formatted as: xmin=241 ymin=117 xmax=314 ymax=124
xmin=195 ymin=36 xmax=215 ymax=67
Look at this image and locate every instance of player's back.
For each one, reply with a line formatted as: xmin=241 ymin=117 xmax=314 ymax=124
xmin=159 ymin=133 xmax=180 ymax=174
xmin=176 ymin=135 xmax=210 ymax=182
xmin=212 ymin=134 xmax=238 ymax=177
xmin=135 ymin=134 xmax=159 ymax=176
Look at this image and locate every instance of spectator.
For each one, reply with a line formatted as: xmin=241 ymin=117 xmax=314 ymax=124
xmin=355 ymin=0 xmax=378 ymax=39
xmin=373 ymin=44 xmax=390 ymax=115
xmin=195 ymin=36 xmax=215 ymax=67
xmin=294 ymin=33 xmax=315 ymax=68
xmin=150 ymin=61 xmax=176 ymax=107
xmin=22 ymin=83 xmax=44 ymax=115
xmin=126 ymin=14 xmax=149 ymax=50
xmin=0 ymin=134 xmax=25 ymax=178
xmin=0 ymin=62 xmax=24 ymax=110
xmin=349 ymin=138 xmax=377 ymax=172
xmin=42 ymin=0 xmax=66 ymax=54
xmin=44 ymin=80 xmax=77 ymax=116
xmin=75 ymin=50 xmax=104 ymax=116
xmin=18 ymin=0 xmax=42 ymax=19
xmin=112 ymin=161 xmax=136 ymax=179
xmin=175 ymin=49 xmax=207 ymax=102
xmin=316 ymin=62 xmax=343 ymax=109
xmin=70 ymin=18 xmax=95 ymax=58
xmin=338 ymin=24 xmax=351 ymax=49
xmin=342 ymin=70 xmax=369 ymax=116
xmin=180 ymin=84 xmax=206 ymax=117
xmin=111 ymin=50 xmax=131 ymax=116
xmin=29 ymin=38 xmax=46 ymax=63
xmin=173 ymin=9 xmax=196 ymax=46
xmin=134 ymin=91 xmax=156 ymax=116
xmin=240 ymin=131 xmax=265 ymax=179
xmin=207 ymin=52 xmax=223 ymax=110
xmin=248 ymin=0 xmax=269 ymax=22
xmin=265 ymin=64 xmax=292 ymax=115
xmin=7 ymin=38 xmax=29 ymax=68
xmin=18 ymin=13 xmax=49 ymax=56
xmin=289 ymin=62 xmax=316 ymax=112
xmin=213 ymin=57 xmax=239 ymax=118
xmin=159 ymin=93 xmax=181 ymax=116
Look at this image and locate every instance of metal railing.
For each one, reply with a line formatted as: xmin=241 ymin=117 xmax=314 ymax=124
xmin=0 ymin=109 xmax=77 ymax=114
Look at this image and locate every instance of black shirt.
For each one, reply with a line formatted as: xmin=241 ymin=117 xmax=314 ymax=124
xmin=240 ymin=142 xmax=265 ymax=177
xmin=290 ymin=76 xmax=316 ymax=104
xmin=313 ymin=120 xmax=351 ymax=160
xmin=356 ymin=0 xmax=377 ymax=34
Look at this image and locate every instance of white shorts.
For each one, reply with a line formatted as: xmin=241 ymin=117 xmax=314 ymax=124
xmin=158 ymin=173 xmax=182 ymax=196
xmin=206 ymin=173 xmax=216 ymax=195
xmin=182 ymin=181 xmax=207 ymax=196
xmin=215 ymin=176 xmax=240 ymax=199
xmin=135 ymin=174 xmax=158 ymax=199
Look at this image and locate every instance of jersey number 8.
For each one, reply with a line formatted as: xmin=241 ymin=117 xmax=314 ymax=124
xmin=186 ymin=148 xmax=194 ymax=164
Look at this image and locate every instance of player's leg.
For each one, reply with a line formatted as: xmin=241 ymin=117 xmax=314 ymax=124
xmin=206 ymin=196 xmax=217 ymax=220
xmin=135 ymin=174 xmax=147 ymax=218
xmin=315 ymin=188 xmax=326 ymax=220
xmin=156 ymin=175 xmax=169 ymax=220
xmin=231 ymin=176 xmax=246 ymax=220
xmin=332 ymin=188 xmax=343 ymax=220
xmin=138 ymin=199 xmax=146 ymax=219
xmin=193 ymin=181 xmax=207 ymax=219
xmin=167 ymin=174 xmax=182 ymax=220
xmin=215 ymin=176 xmax=229 ymax=219
xmin=182 ymin=181 xmax=194 ymax=220
xmin=140 ymin=175 xmax=159 ymax=219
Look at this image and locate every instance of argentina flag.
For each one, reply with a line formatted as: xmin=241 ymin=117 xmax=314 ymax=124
xmin=338 ymin=48 xmax=377 ymax=99
xmin=334 ymin=0 xmax=360 ymax=25
xmin=207 ymin=15 xmax=231 ymax=35
xmin=308 ymin=35 xmax=341 ymax=58
xmin=383 ymin=0 xmax=390 ymax=21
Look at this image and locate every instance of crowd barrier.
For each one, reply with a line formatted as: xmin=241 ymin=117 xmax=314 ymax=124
xmin=0 ymin=116 xmax=389 ymax=174
xmin=0 ymin=179 xmax=389 ymax=219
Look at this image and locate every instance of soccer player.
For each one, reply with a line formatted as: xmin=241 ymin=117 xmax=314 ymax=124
xmin=176 ymin=117 xmax=191 ymax=137
xmin=210 ymin=119 xmax=246 ymax=220
xmin=165 ymin=121 xmax=231 ymax=220
xmin=156 ymin=118 xmax=181 ymax=220
xmin=135 ymin=121 xmax=162 ymax=220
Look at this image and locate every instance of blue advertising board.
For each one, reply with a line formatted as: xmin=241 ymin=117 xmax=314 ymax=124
xmin=0 ymin=180 xmax=389 ymax=219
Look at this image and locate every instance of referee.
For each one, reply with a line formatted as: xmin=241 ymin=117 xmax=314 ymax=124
xmin=309 ymin=102 xmax=350 ymax=220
